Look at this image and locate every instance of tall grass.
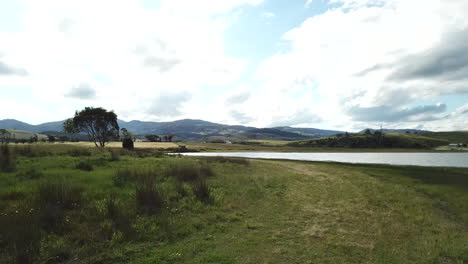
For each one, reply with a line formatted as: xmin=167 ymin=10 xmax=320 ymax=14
xmin=0 ymin=144 xmax=16 ymax=172
xmin=135 ymin=170 xmax=164 ymax=215
xmin=36 ymin=178 xmax=83 ymax=231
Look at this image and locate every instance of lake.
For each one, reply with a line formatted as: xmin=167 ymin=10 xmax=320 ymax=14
xmin=181 ymin=152 xmax=468 ymax=168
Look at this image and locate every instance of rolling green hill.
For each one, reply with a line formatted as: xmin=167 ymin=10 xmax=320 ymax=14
xmin=288 ymin=132 xmax=457 ymax=149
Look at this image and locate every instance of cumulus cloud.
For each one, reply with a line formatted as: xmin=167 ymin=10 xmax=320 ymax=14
xmin=348 ymin=103 xmax=447 ymax=122
xmin=270 ymin=109 xmax=322 ymax=127
xmin=0 ymin=61 xmax=27 ymax=76
xmin=229 ymin=110 xmax=255 ymax=124
xmin=147 ymin=92 xmax=191 ymax=118
xmin=65 ymin=84 xmax=96 ymax=100
xmin=225 ymin=92 xmax=251 ymax=105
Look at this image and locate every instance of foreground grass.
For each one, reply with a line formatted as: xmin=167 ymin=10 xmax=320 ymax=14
xmin=1 ymin=144 xmax=468 ymax=263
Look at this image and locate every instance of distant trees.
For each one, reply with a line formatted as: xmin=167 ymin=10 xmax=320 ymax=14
xmin=47 ymin=135 xmax=56 ymax=142
xmin=0 ymin=129 xmax=11 ymax=144
xmin=121 ymin=128 xmax=134 ymax=150
xmin=145 ymin=135 xmax=161 ymax=142
xmin=63 ymin=118 xmax=79 ymax=141
xmin=70 ymin=107 xmax=119 ymax=148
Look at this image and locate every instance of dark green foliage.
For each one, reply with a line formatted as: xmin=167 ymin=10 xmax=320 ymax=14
xmin=76 ymin=160 xmax=93 ymax=171
xmin=121 ymin=128 xmax=135 ymax=150
xmin=113 ymin=168 xmax=134 ymax=187
xmin=72 ymin=107 xmax=119 ymax=148
xmin=145 ymin=135 xmax=160 ymax=142
xmin=109 ymin=149 xmax=120 ymax=161
xmin=0 ymin=203 xmax=42 ymax=264
xmin=36 ymin=178 xmax=83 ymax=231
xmin=105 ymin=194 xmax=134 ymax=237
xmin=206 ymin=156 xmax=250 ymax=166
xmin=192 ymin=178 xmax=212 ymax=204
xmin=135 ymin=171 xmax=164 ymax=215
xmin=0 ymin=144 xmax=16 ymax=172
xmin=16 ymin=167 xmax=43 ymax=180
xmin=67 ymin=148 xmax=92 ymax=157
xmin=122 ymin=138 xmax=134 ymax=150
xmin=165 ymin=160 xmax=214 ymax=183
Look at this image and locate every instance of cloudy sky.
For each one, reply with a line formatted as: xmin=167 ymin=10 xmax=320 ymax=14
xmin=1 ymin=0 xmax=467 ymax=131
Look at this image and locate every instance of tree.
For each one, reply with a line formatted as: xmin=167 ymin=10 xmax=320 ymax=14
xmin=63 ymin=118 xmax=79 ymax=142
xmin=364 ymin=129 xmax=372 ymax=135
xmin=145 ymin=135 xmax=160 ymax=142
xmin=0 ymin=129 xmax=12 ymax=144
xmin=167 ymin=135 xmax=175 ymax=142
xmin=121 ymin=128 xmax=134 ymax=150
xmin=47 ymin=135 xmax=56 ymax=142
xmin=72 ymin=107 xmax=119 ymax=148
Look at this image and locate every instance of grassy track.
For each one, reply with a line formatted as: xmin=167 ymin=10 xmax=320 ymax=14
xmin=1 ymin=144 xmax=468 ymax=263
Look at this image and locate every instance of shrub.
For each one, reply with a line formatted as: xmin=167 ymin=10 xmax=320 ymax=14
xmin=0 ymin=144 xmax=16 ymax=172
xmin=76 ymin=160 xmax=93 ymax=171
xmin=109 ymin=149 xmax=120 ymax=161
xmin=192 ymin=178 xmax=212 ymax=204
xmin=207 ymin=156 xmax=250 ymax=166
xmin=122 ymin=138 xmax=134 ymax=150
xmin=105 ymin=194 xmax=134 ymax=237
xmin=165 ymin=160 xmax=214 ymax=183
xmin=136 ymin=171 xmax=164 ymax=215
xmin=67 ymin=148 xmax=92 ymax=157
xmin=113 ymin=168 xmax=133 ymax=187
xmin=16 ymin=168 xmax=43 ymax=180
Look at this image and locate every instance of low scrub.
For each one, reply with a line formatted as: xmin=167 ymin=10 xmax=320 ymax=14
xmin=165 ymin=159 xmax=214 ymax=183
xmin=206 ymin=156 xmax=250 ymax=166
xmin=192 ymin=178 xmax=212 ymax=204
xmin=0 ymin=144 xmax=16 ymax=172
xmin=36 ymin=178 xmax=83 ymax=231
xmin=135 ymin=170 xmax=164 ymax=215
xmin=67 ymin=148 xmax=92 ymax=157
xmin=105 ymin=194 xmax=134 ymax=237
xmin=109 ymin=149 xmax=120 ymax=161
xmin=16 ymin=168 xmax=43 ymax=180
xmin=0 ymin=203 xmax=42 ymax=264
xmin=76 ymin=160 xmax=93 ymax=171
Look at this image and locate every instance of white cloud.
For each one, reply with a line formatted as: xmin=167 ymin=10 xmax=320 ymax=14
xmin=256 ymin=0 xmax=468 ymax=131
xmin=0 ymin=0 xmax=254 ymax=123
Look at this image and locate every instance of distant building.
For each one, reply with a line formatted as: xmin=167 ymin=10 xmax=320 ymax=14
xmin=449 ymin=143 xmax=463 ymax=147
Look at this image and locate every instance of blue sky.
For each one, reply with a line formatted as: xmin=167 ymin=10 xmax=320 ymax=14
xmin=0 ymin=0 xmax=467 ymax=131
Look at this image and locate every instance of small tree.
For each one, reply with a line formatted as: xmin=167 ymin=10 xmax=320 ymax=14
xmin=72 ymin=107 xmax=119 ymax=148
xmin=145 ymin=135 xmax=160 ymax=142
xmin=364 ymin=129 xmax=372 ymax=135
xmin=0 ymin=129 xmax=12 ymax=144
xmin=167 ymin=135 xmax=175 ymax=142
xmin=121 ymin=128 xmax=134 ymax=150
xmin=63 ymin=118 xmax=79 ymax=142
xmin=47 ymin=135 xmax=56 ymax=142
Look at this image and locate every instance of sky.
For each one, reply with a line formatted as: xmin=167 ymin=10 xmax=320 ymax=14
xmin=0 ymin=0 xmax=467 ymax=132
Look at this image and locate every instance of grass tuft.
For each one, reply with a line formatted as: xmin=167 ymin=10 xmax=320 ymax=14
xmin=0 ymin=144 xmax=16 ymax=172
xmin=135 ymin=170 xmax=164 ymax=215
xmin=75 ymin=160 xmax=93 ymax=171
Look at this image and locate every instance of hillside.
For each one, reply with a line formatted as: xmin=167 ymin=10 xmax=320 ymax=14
xmin=288 ymin=132 xmax=452 ymax=149
xmin=0 ymin=119 xmax=344 ymax=142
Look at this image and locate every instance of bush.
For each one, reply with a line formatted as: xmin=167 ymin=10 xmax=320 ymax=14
xmin=136 ymin=171 xmax=164 ymax=215
xmin=105 ymin=194 xmax=134 ymax=237
xmin=122 ymin=138 xmax=134 ymax=150
xmin=165 ymin=160 xmax=214 ymax=183
xmin=0 ymin=144 xmax=16 ymax=172
xmin=192 ymin=178 xmax=212 ymax=204
xmin=76 ymin=160 xmax=93 ymax=171
xmin=206 ymin=156 xmax=250 ymax=166
xmin=109 ymin=149 xmax=120 ymax=161
xmin=16 ymin=168 xmax=43 ymax=180
xmin=67 ymin=148 xmax=92 ymax=157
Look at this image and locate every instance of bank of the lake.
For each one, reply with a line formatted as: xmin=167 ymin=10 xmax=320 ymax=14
xmin=1 ymin=144 xmax=468 ymax=263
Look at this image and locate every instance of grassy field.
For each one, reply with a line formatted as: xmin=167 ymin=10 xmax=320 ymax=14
xmin=1 ymin=143 xmax=468 ymax=263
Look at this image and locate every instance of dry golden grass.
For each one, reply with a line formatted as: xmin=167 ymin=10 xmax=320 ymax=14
xmin=64 ymin=141 xmax=179 ymax=149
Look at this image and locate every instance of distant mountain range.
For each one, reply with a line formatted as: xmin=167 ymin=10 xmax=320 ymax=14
xmin=0 ymin=118 xmax=346 ymax=141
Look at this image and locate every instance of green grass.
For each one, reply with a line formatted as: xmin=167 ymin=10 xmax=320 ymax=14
xmin=1 ymin=144 xmax=468 ymax=263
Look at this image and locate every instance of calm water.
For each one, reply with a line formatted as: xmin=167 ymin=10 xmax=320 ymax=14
xmin=181 ymin=152 xmax=468 ymax=168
